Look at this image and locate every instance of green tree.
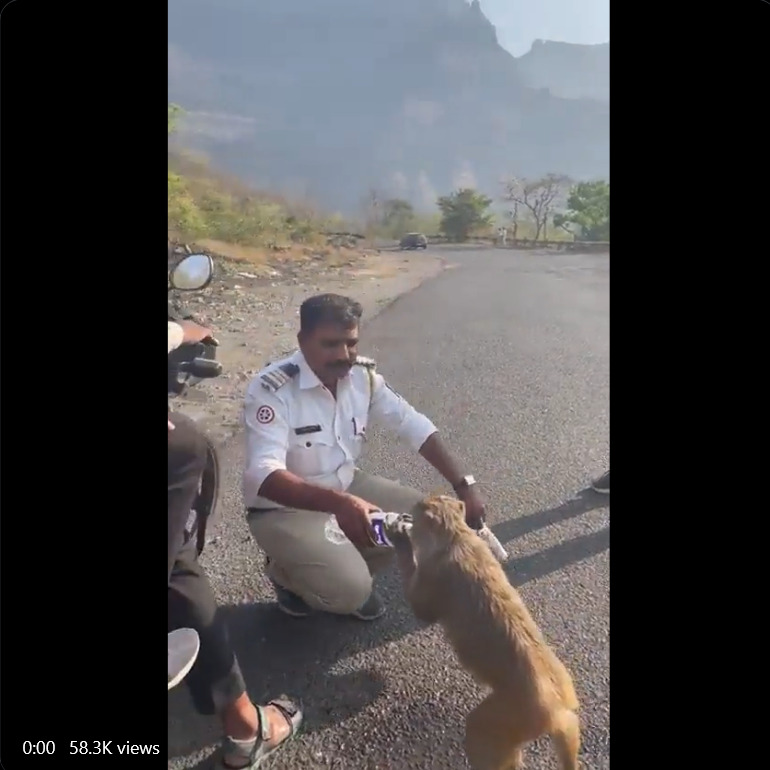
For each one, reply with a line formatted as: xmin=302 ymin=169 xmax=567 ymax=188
xmin=168 ymin=103 xmax=183 ymax=135
xmin=168 ymin=171 xmax=207 ymax=237
xmin=437 ymin=188 xmax=494 ymax=242
xmin=553 ymin=180 xmax=609 ymax=241
xmin=381 ymin=198 xmax=415 ymax=238
xmin=168 ymin=103 xmax=205 ymax=236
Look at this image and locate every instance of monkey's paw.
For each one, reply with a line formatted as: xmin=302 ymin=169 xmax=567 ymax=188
xmin=382 ymin=512 xmax=413 ymax=541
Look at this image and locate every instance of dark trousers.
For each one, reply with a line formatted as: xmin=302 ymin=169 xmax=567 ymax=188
xmin=168 ymin=412 xmax=246 ymax=715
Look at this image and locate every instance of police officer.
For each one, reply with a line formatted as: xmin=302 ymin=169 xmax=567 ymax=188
xmin=168 ymin=319 xmax=303 ymax=769
xmin=242 ymin=293 xmax=487 ymax=621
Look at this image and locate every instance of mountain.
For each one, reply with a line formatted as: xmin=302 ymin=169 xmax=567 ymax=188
xmin=168 ymin=0 xmax=609 ymax=214
xmin=516 ymin=40 xmax=609 ymax=103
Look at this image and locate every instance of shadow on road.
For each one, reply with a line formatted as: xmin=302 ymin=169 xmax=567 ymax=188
xmin=169 ymin=488 xmax=609 ymax=761
xmin=491 ymin=488 xmax=609 ymax=586
xmin=491 ymin=488 xmax=607 ymax=544
xmin=506 ymin=526 xmax=609 ymax=586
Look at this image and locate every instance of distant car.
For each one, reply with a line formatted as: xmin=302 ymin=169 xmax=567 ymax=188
xmin=399 ymin=232 xmax=428 ymax=250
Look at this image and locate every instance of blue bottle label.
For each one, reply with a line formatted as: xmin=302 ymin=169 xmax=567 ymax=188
xmin=369 ymin=516 xmax=393 ymax=547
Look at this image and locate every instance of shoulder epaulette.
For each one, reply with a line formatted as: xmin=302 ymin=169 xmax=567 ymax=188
xmin=354 ymin=355 xmax=377 ymax=369
xmin=260 ymin=362 xmax=299 ymax=392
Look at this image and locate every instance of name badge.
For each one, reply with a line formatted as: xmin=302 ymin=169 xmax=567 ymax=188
xmin=295 ymin=425 xmax=322 ymax=435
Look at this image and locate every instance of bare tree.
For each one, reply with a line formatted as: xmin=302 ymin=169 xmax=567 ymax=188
xmin=502 ymin=174 xmax=571 ymax=241
xmin=506 ymin=198 xmax=520 ymax=239
xmin=361 ymin=187 xmax=384 ymax=237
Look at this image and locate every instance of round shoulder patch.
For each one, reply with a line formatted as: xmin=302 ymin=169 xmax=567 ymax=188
xmin=256 ymin=405 xmax=275 ymax=424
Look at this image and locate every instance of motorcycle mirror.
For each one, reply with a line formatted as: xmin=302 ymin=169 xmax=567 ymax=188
xmin=168 ymin=253 xmax=214 ymax=291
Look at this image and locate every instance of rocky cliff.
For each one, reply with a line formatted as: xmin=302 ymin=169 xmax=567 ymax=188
xmin=168 ymin=0 xmax=609 ymax=213
xmin=516 ymin=40 xmax=609 ymax=102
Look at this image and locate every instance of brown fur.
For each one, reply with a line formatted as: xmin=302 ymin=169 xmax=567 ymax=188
xmin=390 ymin=495 xmax=580 ymax=770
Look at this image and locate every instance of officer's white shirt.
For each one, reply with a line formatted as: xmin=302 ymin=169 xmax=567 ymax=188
xmin=242 ymin=349 xmax=437 ymax=509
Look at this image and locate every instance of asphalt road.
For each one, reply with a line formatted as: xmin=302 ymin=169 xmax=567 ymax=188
xmin=168 ymin=248 xmax=610 ymax=770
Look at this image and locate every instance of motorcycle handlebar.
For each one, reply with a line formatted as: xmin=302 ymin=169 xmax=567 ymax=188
xmin=177 ymin=357 xmax=223 ymax=379
xmin=168 ymin=339 xmax=222 ymax=395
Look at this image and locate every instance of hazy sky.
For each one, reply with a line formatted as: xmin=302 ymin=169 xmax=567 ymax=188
xmin=478 ymin=0 xmax=609 ymax=57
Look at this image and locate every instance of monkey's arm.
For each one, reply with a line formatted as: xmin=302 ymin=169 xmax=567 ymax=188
xmin=390 ymin=530 xmax=418 ymax=586
xmin=388 ymin=527 xmax=441 ymax=624
xmin=406 ymin=569 xmax=442 ymax=625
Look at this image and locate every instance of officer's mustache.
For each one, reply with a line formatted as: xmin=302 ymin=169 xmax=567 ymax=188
xmin=328 ymin=360 xmax=353 ymax=369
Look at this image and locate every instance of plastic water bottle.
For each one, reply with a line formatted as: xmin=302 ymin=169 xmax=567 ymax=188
xmin=324 ymin=512 xmax=508 ymax=562
xmin=477 ymin=524 xmax=508 ymax=562
xmin=323 ymin=515 xmax=351 ymax=545
xmin=324 ymin=512 xmax=401 ymax=547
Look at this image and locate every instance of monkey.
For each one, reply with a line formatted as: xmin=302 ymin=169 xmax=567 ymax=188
xmin=386 ymin=496 xmax=580 ymax=770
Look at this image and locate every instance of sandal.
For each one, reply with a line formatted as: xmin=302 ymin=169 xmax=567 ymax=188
xmin=221 ymin=695 xmax=303 ymax=769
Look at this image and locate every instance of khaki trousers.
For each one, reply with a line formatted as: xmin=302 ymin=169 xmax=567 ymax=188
xmin=247 ymin=471 xmax=424 ymax=614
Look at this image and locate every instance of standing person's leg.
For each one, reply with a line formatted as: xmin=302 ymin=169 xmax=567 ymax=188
xmin=168 ymin=411 xmax=207 ymax=580
xmin=590 ymin=469 xmax=609 ymax=494
xmin=170 ymin=414 xmax=302 ymax=766
xmin=247 ymin=470 xmax=424 ymax=621
xmin=168 ymin=539 xmax=302 ymax=767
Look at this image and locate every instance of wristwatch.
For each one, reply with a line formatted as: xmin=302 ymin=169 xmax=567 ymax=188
xmin=452 ymin=474 xmax=476 ymax=493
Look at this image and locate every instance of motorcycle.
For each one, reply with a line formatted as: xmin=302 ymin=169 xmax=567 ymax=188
xmin=168 ymin=252 xmax=223 ymax=558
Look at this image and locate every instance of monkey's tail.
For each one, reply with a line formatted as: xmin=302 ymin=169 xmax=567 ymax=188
xmin=548 ymin=708 xmax=581 ymax=770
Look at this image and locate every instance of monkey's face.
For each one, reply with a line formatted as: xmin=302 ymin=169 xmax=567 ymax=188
xmin=412 ymin=495 xmax=467 ymax=540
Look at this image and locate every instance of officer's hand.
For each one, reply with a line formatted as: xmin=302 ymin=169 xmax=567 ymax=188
xmin=179 ymin=319 xmax=213 ymax=344
xmin=334 ymin=494 xmax=379 ymax=549
xmin=459 ymin=485 xmax=487 ymax=529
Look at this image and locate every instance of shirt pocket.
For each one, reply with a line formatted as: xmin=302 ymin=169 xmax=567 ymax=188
xmin=350 ymin=411 xmax=368 ymax=445
xmin=287 ymin=428 xmax=339 ymax=478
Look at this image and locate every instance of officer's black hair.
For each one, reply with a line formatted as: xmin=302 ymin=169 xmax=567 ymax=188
xmin=299 ymin=293 xmax=363 ymax=333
